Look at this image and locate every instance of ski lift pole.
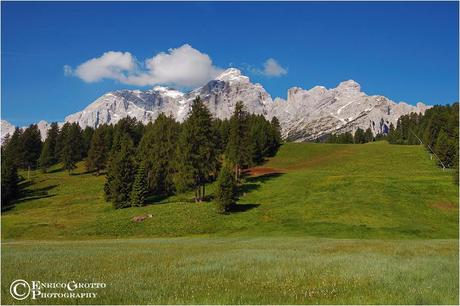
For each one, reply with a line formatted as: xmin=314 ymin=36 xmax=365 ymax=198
xmin=410 ymin=130 xmax=446 ymax=171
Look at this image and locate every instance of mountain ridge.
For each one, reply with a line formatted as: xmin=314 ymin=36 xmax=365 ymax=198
xmin=1 ymin=68 xmax=430 ymax=142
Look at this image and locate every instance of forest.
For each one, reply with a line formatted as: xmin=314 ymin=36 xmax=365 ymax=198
xmin=1 ymin=98 xmax=281 ymax=212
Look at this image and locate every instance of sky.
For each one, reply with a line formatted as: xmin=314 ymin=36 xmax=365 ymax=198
xmin=2 ymin=1 xmax=459 ymax=126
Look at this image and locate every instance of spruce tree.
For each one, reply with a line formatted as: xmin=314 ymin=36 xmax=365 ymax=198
xmin=215 ymin=161 xmax=238 ymax=214
xmin=174 ymin=97 xmax=218 ymax=202
xmin=364 ymin=128 xmax=374 ymax=143
xmin=86 ymin=126 xmax=108 ymax=175
xmin=39 ymin=122 xmax=59 ymax=172
xmin=47 ymin=122 xmax=60 ymax=162
xmin=3 ymin=128 xmax=23 ymax=168
xmin=138 ymin=114 xmax=179 ymax=195
xmin=21 ymin=124 xmax=42 ymax=170
xmin=387 ymin=123 xmax=397 ymax=144
xmin=130 ymin=162 xmax=148 ymax=207
xmin=82 ymin=126 xmax=95 ymax=158
xmin=434 ymin=130 xmax=456 ymax=168
xmin=353 ymin=128 xmax=366 ymax=144
xmin=61 ymin=123 xmax=83 ymax=174
xmin=1 ymin=147 xmax=20 ymax=210
xmin=338 ymin=132 xmax=354 ymax=144
xmin=226 ymin=101 xmax=251 ymax=181
xmin=104 ymin=136 xmax=136 ymax=208
xmin=269 ymin=116 xmax=282 ymax=155
xmin=39 ymin=140 xmax=53 ymax=172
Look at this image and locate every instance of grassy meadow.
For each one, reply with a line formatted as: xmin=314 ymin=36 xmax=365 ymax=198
xmin=1 ymin=141 xmax=458 ymax=304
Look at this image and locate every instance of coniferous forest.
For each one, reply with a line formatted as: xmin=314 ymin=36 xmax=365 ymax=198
xmin=1 ymin=98 xmax=282 ymax=211
xmin=386 ymin=103 xmax=459 ymax=183
xmin=2 ymin=100 xmax=458 ymax=211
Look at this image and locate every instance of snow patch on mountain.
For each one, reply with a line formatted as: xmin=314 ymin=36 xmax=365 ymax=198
xmin=4 ymin=68 xmax=431 ymax=143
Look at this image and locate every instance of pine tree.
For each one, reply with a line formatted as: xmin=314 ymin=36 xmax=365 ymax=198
xmin=61 ymin=123 xmax=83 ymax=174
xmin=338 ymin=132 xmax=354 ymax=144
xmin=3 ymin=128 xmax=23 ymax=168
xmin=364 ymin=128 xmax=374 ymax=143
xmin=215 ymin=161 xmax=238 ymax=214
xmin=434 ymin=130 xmax=456 ymax=168
xmin=353 ymin=128 xmax=366 ymax=144
xmin=82 ymin=126 xmax=95 ymax=158
xmin=387 ymin=123 xmax=397 ymax=144
xmin=86 ymin=126 xmax=108 ymax=175
xmin=21 ymin=124 xmax=42 ymax=170
xmin=39 ymin=140 xmax=53 ymax=172
xmin=226 ymin=101 xmax=251 ymax=181
xmin=174 ymin=97 xmax=218 ymax=202
xmin=48 ymin=122 xmax=60 ymax=161
xmin=138 ymin=114 xmax=180 ymax=195
xmin=269 ymin=116 xmax=282 ymax=155
xmin=38 ymin=122 xmax=59 ymax=172
xmin=1 ymin=147 xmax=20 ymax=210
xmin=130 ymin=162 xmax=148 ymax=207
xmin=104 ymin=136 xmax=136 ymax=208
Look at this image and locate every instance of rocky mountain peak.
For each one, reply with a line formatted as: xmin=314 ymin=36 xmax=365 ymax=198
xmin=336 ymin=80 xmax=361 ymax=93
xmin=3 ymin=69 xmax=432 ymax=143
xmin=215 ymin=68 xmax=249 ymax=84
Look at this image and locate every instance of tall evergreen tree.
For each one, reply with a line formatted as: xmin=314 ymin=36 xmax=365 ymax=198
xmin=3 ymin=128 xmax=23 ymax=168
xmin=1 ymin=147 xmax=20 ymax=210
xmin=269 ymin=116 xmax=282 ymax=155
xmin=215 ymin=161 xmax=238 ymax=214
xmin=174 ymin=97 xmax=218 ymax=202
xmin=130 ymin=162 xmax=148 ymax=207
xmin=226 ymin=101 xmax=251 ymax=181
xmin=434 ymin=130 xmax=456 ymax=168
xmin=353 ymin=128 xmax=366 ymax=144
xmin=364 ymin=128 xmax=374 ymax=143
xmin=39 ymin=122 xmax=60 ymax=172
xmin=21 ymin=124 xmax=42 ymax=170
xmin=61 ymin=123 xmax=83 ymax=174
xmin=138 ymin=114 xmax=180 ymax=195
xmin=104 ymin=136 xmax=136 ymax=208
xmin=86 ymin=126 xmax=109 ymax=175
xmin=82 ymin=126 xmax=95 ymax=158
xmin=39 ymin=141 xmax=53 ymax=172
xmin=338 ymin=132 xmax=354 ymax=144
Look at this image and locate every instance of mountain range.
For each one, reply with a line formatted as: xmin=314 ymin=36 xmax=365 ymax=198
xmin=1 ymin=68 xmax=429 ymax=142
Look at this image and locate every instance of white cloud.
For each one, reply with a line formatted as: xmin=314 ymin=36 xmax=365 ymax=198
xmin=65 ymin=44 xmax=223 ymax=88
xmin=262 ymin=58 xmax=287 ymax=77
xmin=73 ymin=51 xmax=136 ymax=83
xmin=248 ymin=58 xmax=288 ymax=77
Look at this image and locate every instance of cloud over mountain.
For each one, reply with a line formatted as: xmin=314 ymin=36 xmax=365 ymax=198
xmin=65 ymin=44 xmax=223 ymax=88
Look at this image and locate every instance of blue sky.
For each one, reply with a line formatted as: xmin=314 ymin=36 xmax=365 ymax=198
xmin=2 ymin=1 xmax=459 ymax=126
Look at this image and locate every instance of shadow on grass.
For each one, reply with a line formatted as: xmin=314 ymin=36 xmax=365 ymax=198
xmin=231 ymin=203 xmax=260 ymax=213
xmin=239 ymin=172 xmax=284 ymax=196
xmin=14 ymin=183 xmax=58 ymax=204
xmin=245 ymin=172 xmax=284 ymax=183
xmin=144 ymin=194 xmax=172 ymax=206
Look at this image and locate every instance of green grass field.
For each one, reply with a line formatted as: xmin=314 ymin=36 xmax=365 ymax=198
xmin=1 ymin=142 xmax=458 ymax=304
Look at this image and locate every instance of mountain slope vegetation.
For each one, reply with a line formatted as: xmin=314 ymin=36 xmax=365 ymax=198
xmin=2 ymin=141 xmax=457 ymax=240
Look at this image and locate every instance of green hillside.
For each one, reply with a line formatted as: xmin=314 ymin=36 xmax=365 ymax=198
xmin=2 ymin=141 xmax=458 ymax=240
xmin=2 ymin=141 xmax=458 ymax=304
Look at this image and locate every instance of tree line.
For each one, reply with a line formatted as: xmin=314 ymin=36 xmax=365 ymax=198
xmin=324 ymin=127 xmax=384 ymax=144
xmin=1 ymin=98 xmax=281 ymax=213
